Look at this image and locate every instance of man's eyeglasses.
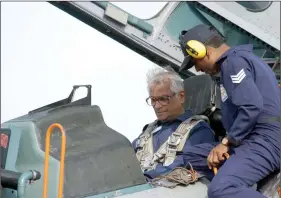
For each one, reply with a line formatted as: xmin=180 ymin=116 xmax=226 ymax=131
xmin=146 ymin=93 xmax=176 ymax=106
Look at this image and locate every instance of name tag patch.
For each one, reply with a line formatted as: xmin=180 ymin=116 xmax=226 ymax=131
xmin=220 ymin=84 xmax=228 ymax=102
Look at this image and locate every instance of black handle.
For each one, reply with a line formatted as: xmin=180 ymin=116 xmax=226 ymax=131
xmin=30 ymin=170 xmax=41 ymax=181
xmin=1 ymin=169 xmax=21 ymax=190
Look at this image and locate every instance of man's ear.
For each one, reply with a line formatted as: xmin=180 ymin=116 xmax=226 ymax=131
xmin=205 ymin=47 xmax=211 ymax=59
xmin=206 ymin=46 xmax=216 ymax=60
xmin=179 ymin=90 xmax=185 ymax=103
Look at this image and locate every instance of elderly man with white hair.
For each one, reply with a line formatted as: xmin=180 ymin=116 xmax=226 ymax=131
xmin=132 ymin=67 xmax=216 ymax=181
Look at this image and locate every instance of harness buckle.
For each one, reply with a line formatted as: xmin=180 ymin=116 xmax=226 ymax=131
xmin=168 ymin=132 xmax=182 ymax=147
xmin=166 ymin=146 xmax=177 ymax=156
xmin=152 ymin=151 xmax=165 ymax=163
xmin=140 ymin=154 xmax=154 ymax=170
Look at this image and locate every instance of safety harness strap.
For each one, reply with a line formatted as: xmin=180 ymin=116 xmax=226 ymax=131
xmin=136 ymin=115 xmax=209 ymax=171
xmin=135 ymin=120 xmax=158 ymax=169
xmin=163 ymin=116 xmax=207 ymax=167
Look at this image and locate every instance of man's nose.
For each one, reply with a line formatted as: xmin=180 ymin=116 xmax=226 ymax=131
xmin=154 ymin=101 xmax=163 ymax=109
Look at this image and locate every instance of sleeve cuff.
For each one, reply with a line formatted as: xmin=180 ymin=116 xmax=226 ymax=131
xmin=226 ymin=135 xmax=242 ymax=147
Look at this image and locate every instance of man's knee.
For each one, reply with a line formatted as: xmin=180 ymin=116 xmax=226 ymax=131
xmin=207 ymin=176 xmax=236 ymax=198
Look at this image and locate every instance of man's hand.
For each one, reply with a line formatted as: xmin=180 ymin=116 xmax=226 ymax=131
xmin=207 ymin=143 xmax=229 ymax=169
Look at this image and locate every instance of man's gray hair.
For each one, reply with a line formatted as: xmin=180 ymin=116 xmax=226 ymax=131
xmin=146 ymin=66 xmax=184 ymax=94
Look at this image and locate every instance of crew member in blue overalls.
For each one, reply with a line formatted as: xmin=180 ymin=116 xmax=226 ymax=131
xmin=178 ymin=24 xmax=280 ymax=198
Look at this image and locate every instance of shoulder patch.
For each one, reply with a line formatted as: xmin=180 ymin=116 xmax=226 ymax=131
xmin=220 ymin=84 xmax=228 ymax=102
xmin=230 ymin=68 xmax=246 ymax=84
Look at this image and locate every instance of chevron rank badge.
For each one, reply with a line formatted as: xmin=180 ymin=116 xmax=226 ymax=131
xmin=230 ymin=69 xmax=246 ymax=84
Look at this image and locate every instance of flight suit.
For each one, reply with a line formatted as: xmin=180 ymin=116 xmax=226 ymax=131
xmin=208 ymin=44 xmax=280 ymax=198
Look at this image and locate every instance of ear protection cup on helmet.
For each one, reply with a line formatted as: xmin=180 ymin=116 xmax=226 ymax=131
xmin=186 ymin=40 xmax=207 ymax=59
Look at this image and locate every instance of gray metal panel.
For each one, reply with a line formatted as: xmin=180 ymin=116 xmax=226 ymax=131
xmin=199 ymin=2 xmax=280 ymax=50
xmin=1 ymin=122 xmax=60 ymax=198
xmin=116 ymin=178 xmax=210 ymax=198
xmin=49 ymin=1 xmax=195 ymax=78
xmin=33 ymin=105 xmax=146 ymax=197
xmin=50 ymin=1 xmax=280 ymax=81
xmin=1 ymin=125 xmax=22 ymax=198
xmin=221 ymin=2 xmax=279 ymax=40
xmin=5 ymin=105 xmax=147 ymax=198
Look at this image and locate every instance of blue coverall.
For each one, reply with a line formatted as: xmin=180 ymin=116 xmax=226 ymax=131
xmin=132 ymin=110 xmax=216 ymax=180
xmin=206 ymin=44 xmax=280 ymax=198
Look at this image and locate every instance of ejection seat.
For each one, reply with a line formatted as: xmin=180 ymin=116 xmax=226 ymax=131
xmin=183 ymin=74 xmax=226 ymax=139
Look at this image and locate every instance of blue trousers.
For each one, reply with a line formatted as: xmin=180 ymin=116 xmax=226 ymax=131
xmin=183 ymin=135 xmax=280 ymax=198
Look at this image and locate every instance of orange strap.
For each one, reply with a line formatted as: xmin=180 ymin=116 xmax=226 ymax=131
xmin=213 ymin=153 xmax=230 ymax=175
xmin=42 ymin=123 xmax=66 ymax=198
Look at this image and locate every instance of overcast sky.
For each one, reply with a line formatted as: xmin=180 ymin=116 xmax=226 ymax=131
xmin=1 ymin=2 xmax=167 ymax=141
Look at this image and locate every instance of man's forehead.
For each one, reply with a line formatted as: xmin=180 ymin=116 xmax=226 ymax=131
xmin=150 ymin=82 xmax=171 ymax=96
xmin=151 ymin=81 xmax=170 ymax=90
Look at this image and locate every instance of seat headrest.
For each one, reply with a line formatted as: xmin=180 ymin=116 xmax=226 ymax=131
xmin=184 ymin=74 xmax=226 ymax=138
xmin=184 ymin=74 xmax=218 ymax=115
